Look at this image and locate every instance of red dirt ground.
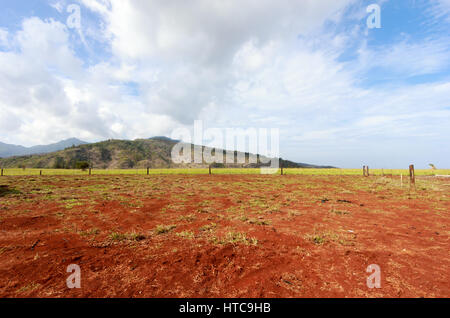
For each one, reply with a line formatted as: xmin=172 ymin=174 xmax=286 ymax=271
xmin=0 ymin=175 xmax=449 ymax=297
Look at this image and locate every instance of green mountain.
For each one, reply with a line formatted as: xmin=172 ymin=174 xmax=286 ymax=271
xmin=0 ymin=137 xmax=333 ymax=169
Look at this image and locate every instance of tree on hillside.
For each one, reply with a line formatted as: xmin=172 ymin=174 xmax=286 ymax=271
xmin=75 ymin=161 xmax=90 ymax=170
xmin=53 ymin=157 xmax=66 ymax=169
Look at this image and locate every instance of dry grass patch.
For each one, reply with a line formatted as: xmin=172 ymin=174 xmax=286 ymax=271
xmin=154 ymin=224 xmax=177 ymax=235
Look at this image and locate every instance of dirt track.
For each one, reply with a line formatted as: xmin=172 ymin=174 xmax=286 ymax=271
xmin=0 ymin=175 xmax=449 ymax=297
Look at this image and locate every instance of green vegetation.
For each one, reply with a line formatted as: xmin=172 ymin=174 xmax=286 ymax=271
xmin=176 ymin=230 xmax=195 ymax=239
xmin=199 ymin=223 xmax=217 ymax=233
xmin=75 ymin=161 xmax=90 ymax=170
xmin=211 ymin=232 xmax=258 ymax=246
xmin=311 ymin=235 xmax=326 ymax=245
xmin=109 ymin=232 xmax=146 ymax=242
xmin=64 ymin=199 xmax=83 ymax=209
xmin=306 ymin=229 xmax=354 ymax=246
xmin=127 ymin=232 xmax=146 ymax=241
xmin=79 ymin=228 xmax=100 ymax=237
xmin=0 ymin=185 xmax=21 ymax=197
xmin=0 ymin=138 xmax=177 ymax=170
xmin=108 ymin=232 xmax=127 ymax=241
xmin=178 ymin=214 xmax=196 ymax=222
xmin=247 ymin=218 xmax=271 ymax=225
xmin=0 ymin=137 xmax=328 ymax=170
xmin=154 ymin=224 xmax=177 ymax=235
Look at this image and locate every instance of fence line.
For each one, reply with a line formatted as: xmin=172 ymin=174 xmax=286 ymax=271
xmin=0 ymin=168 xmax=449 ymax=177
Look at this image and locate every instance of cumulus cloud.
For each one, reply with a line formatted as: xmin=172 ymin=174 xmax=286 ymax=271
xmin=91 ymin=0 xmax=354 ymax=61
xmin=76 ymin=0 xmax=358 ymax=122
xmin=0 ymin=15 xmax=178 ymax=146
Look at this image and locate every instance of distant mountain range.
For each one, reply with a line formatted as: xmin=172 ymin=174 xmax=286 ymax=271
xmin=0 ymin=137 xmax=334 ymax=169
xmin=0 ymin=138 xmax=87 ymax=158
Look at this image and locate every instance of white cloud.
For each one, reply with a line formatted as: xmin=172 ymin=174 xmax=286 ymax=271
xmin=357 ymin=37 xmax=450 ymax=77
xmin=76 ymin=0 xmax=360 ymax=125
xmin=0 ymin=16 xmax=178 ymax=146
xmin=0 ymin=28 xmax=8 ymax=47
xmin=432 ymin=0 xmax=450 ymax=21
xmin=96 ymin=0 xmax=355 ymax=62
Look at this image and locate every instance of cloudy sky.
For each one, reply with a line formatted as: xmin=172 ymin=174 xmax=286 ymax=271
xmin=0 ymin=0 xmax=449 ymax=168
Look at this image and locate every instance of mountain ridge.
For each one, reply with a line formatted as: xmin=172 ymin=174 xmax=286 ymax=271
xmin=0 ymin=138 xmax=87 ymax=158
xmin=0 ymin=137 xmax=335 ymax=169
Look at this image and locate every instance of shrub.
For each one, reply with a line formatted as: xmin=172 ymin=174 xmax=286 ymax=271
xmin=75 ymin=161 xmax=90 ymax=170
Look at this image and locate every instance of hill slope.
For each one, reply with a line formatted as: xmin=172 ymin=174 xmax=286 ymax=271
xmin=0 ymin=137 xmax=333 ymax=169
xmin=0 ymin=138 xmax=87 ymax=158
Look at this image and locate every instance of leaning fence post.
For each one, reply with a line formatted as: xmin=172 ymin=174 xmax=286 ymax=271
xmin=409 ymin=164 xmax=415 ymax=186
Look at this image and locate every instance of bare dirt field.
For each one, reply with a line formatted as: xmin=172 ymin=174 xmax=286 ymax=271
xmin=0 ymin=174 xmax=449 ymax=297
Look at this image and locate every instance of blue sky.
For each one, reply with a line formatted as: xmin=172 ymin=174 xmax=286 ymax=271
xmin=0 ymin=0 xmax=449 ymax=168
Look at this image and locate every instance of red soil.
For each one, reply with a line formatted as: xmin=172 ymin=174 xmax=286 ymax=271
xmin=0 ymin=175 xmax=448 ymax=297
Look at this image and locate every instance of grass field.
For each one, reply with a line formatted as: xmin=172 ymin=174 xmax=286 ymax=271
xmin=1 ymin=168 xmax=449 ymax=176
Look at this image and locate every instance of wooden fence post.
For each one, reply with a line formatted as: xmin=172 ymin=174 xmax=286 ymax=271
xmin=40 ymin=170 xmax=42 ymax=176
xmin=147 ymin=167 xmax=149 ymax=175
xmin=409 ymin=164 xmax=415 ymax=186
xmin=363 ymin=165 xmax=369 ymax=177
xmin=209 ymin=165 xmax=212 ymax=175
xmin=1 ymin=168 xmax=3 ymax=176
xmin=89 ymin=168 xmax=91 ymax=176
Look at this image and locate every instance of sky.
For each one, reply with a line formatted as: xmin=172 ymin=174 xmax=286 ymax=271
xmin=0 ymin=0 xmax=449 ymax=168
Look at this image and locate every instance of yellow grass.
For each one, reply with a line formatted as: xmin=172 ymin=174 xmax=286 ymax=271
xmin=1 ymin=168 xmax=449 ymax=176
